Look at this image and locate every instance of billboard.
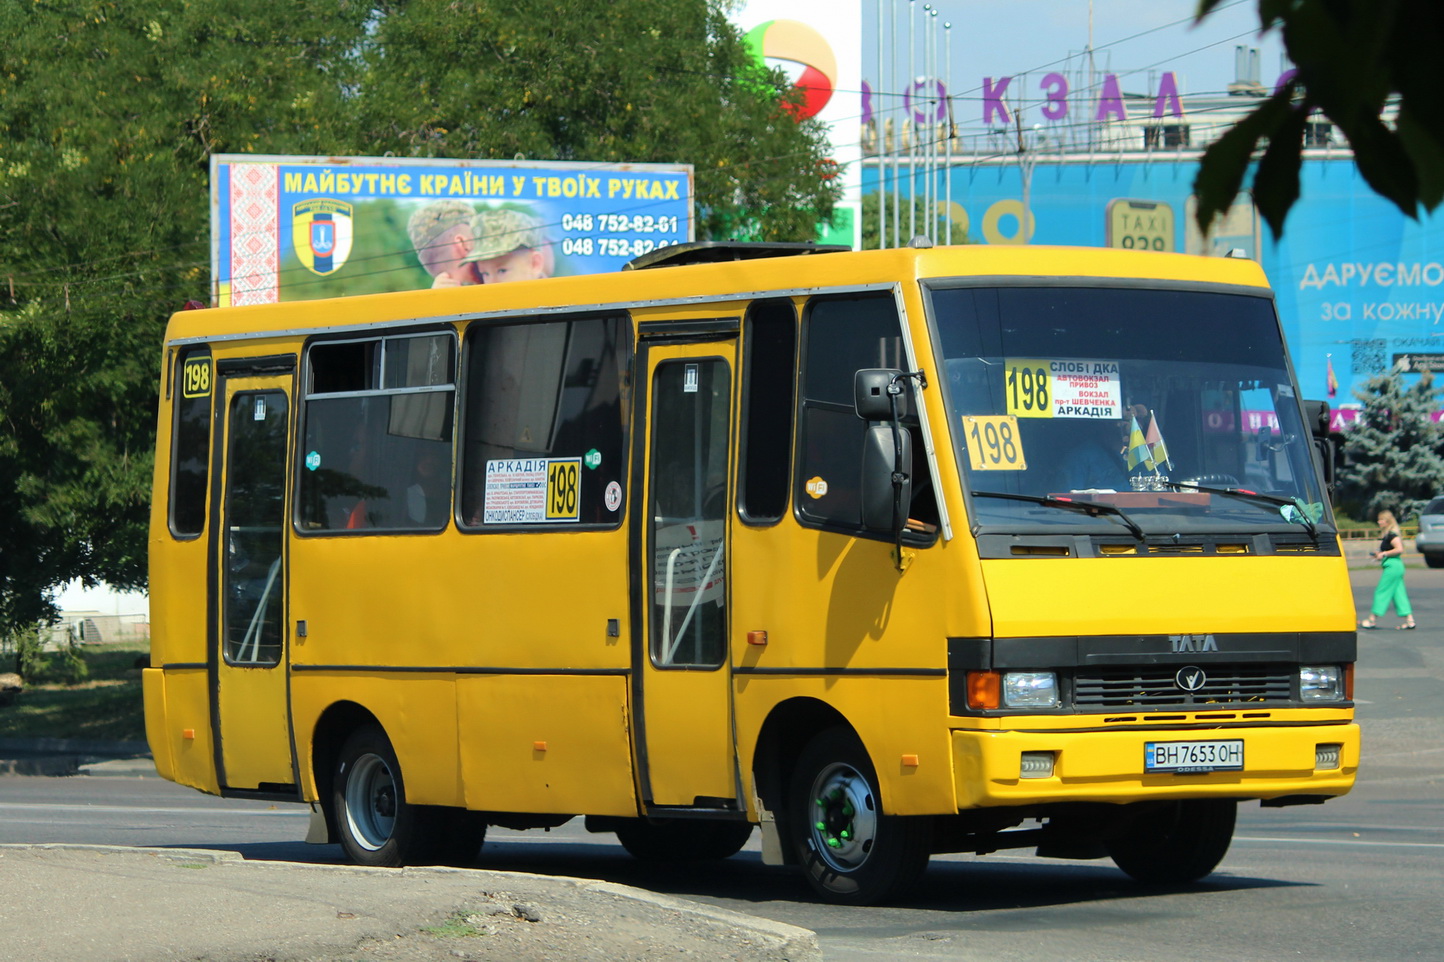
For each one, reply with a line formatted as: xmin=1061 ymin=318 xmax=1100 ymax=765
xmin=864 ymin=155 xmax=1444 ymax=416
xmin=211 ymin=155 xmax=694 ymax=306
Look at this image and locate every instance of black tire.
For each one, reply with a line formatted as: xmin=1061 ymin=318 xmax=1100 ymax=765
xmin=333 ymin=724 xmax=436 ymax=867
xmin=787 ymin=728 xmax=930 ymax=905
xmin=1425 ymin=554 xmax=1444 ymax=569
xmin=426 ymin=806 xmax=488 ymax=867
xmin=1105 ymin=799 xmax=1236 ymax=885
xmin=614 ymin=818 xmax=753 ymax=861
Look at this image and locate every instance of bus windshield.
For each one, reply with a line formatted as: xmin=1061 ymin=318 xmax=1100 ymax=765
xmin=929 ymin=284 xmax=1331 ymax=539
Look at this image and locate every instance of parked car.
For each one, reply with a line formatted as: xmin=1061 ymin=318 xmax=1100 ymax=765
xmin=1413 ymin=497 xmax=1444 ymax=568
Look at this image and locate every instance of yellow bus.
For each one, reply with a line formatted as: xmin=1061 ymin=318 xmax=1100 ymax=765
xmin=145 ymin=242 xmax=1358 ymax=904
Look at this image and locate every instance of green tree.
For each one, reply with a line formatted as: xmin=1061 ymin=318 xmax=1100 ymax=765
xmin=1193 ymin=0 xmax=1444 ymax=237
xmin=0 ymin=1 xmax=375 ymax=634
xmin=859 ymin=192 xmax=970 ymax=249
xmin=352 ymin=0 xmax=838 ymax=240
xmin=0 ymin=1 xmax=837 ymax=634
xmin=1336 ymin=372 xmax=1444 ymax=519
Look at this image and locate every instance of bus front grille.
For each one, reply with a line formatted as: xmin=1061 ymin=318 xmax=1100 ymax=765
xmin=1074 ymin=666 xmax=1294 ymax=708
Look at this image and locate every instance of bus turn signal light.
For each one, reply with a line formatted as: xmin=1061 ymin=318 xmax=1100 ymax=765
xmin=967 ymin=671 xmax=1001 ymax=710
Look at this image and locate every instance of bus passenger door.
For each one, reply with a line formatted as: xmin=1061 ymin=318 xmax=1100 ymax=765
xmin=211 ymin=369 xmax=296 ymax=793
xmin=632 ymin=343 xmax=739 ymax=810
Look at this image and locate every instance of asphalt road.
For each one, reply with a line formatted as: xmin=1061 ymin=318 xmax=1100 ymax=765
xmin=1 ymin=563 xmax=1441 ymax=961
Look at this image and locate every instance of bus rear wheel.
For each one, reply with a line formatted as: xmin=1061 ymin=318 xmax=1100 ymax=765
xmin=614 ymin=818 xmax=753 ymax=861
xmin=333 ymin=724 xmax=433 ymax=867
xmin=787 ymin=728 xmax=930 ymax=905
xmin=1105 ymin=799 xmax=1236 ymax=885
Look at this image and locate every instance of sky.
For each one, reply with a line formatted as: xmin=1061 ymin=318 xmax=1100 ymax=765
xmin=860 ymin=0 xmax=1289 ymax=134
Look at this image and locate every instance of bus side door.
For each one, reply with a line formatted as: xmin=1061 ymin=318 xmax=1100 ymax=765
xmin=631 ymin=341 xmax=739 ymax=809
xmin=210 ymin=364 xmax=297 ymax=793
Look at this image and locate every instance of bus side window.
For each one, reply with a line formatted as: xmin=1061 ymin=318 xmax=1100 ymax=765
xmin=738 ymin=299 xmax=797 ymax=524
xmin=170 ymin=348 xmax=212 ymax=538
xmin=459 ymin=314 xmax=631 ymax=529
xmin=797 ymin=293 xmax=936 ymax=538
xmin=298 ymin=332 xmax=456 ymax=533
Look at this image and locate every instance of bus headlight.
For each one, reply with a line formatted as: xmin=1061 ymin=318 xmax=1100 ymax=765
xmin=1300 ymin=665 xmax=1344 ymax=702
xmin=1003 ymin=671 xmax=1059 ymax=709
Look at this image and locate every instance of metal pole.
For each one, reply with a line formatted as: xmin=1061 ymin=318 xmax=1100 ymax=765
xmin=945 ymin=20 xmax=953 ymax=245
xmin=927 ymin=8 xmax=937 ymax=240
xmin=876 ymin=0 xmax=885 ymax=249
xmin=907 ymin=0 xmax=916 ymax=241
xmin=891 ymin=0 xmax=901 ymax=248
xmin=1016 ymin=97 xmax=1031 ymax=247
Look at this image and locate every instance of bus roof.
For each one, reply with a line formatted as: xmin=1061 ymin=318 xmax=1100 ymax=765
xmin=166 ymin=245 xmax=1272 ymax=346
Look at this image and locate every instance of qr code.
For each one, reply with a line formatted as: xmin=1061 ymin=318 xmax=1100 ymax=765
xmin=1352 ymin=339 xmax=1386 ymax=375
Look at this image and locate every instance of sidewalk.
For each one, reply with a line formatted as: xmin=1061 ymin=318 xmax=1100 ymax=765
xmin=0 ymin=845 xmax=820 ymax=962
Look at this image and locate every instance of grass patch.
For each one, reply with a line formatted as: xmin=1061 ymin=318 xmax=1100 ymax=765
xmin=0 ymin=642 xmax=149 ymax=742
xmin=422 ymin=913 xmax=488 ymax=939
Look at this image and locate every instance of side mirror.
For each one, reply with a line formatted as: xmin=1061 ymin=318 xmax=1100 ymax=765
xmin=854 ymin=368 xmax=906 ymax=421
xmin=861 ymin=423 xmax=912 ymax=532
xmin=1301 ymin=399 xmax=1335 ymax=494
xmin=1300 ymin=399 xmax=1331 ymax=439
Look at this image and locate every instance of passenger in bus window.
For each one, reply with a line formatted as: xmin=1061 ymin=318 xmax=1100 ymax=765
xmin=405 ymin=449 xmax=449 ymax=526
xmin=407 ymin=200 xmax=478 ymax=289
xmin=463 ymin=207 xmax=554 ymax=284
xmin=1057 ymin=418 xmax=1128 ymax=492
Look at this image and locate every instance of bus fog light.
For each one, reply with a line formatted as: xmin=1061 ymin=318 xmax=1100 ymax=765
xmin=1315 ymin=743 xmax=1342 ymax=770
xmin=1003 ymin=672 xmax=1059 ymax=709
xmin=1300 ymin=665 xmax=1344 ymax=702
xmin=1020 ymin=751 xmax=1056 ymax=778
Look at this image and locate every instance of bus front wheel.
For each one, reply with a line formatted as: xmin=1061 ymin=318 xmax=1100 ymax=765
xmin=787 ymin=728 xmax=930 ymax=905
xmin=333 ymin=724 xmax=431 ymax=867
xmin=1105 ymin=799 xmax=1236 ymax=885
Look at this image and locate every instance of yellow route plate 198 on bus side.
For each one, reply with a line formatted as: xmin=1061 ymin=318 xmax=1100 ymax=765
xmin=182 ymin=356 xmax=212 ymax=399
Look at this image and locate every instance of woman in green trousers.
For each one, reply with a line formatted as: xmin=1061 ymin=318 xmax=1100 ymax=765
xmin=1361 ymin=509 xmax=1416 ymax=629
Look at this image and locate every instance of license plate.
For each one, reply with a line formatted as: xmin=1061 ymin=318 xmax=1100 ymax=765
xmin=1145 ymin=739 xmax=1244 ymax=773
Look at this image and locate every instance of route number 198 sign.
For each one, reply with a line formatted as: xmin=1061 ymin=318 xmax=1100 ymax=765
xmin=963 ymin=415 xmax=1026 ymax=471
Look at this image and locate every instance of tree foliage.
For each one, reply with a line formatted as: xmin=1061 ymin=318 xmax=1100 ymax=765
xmin=0 ymin=0 xmax=838 ymax=633
xmin=1193 ymin=0 xmax=1444 ymax=238
xmin=352 ymin=0 xmax=837 ymax=240
xmin=1336 ymin=372 xmax=1444 ymax=519
xmin=0 ymin=0 xmax=373 ymax=633
xmin=859 ymin=192 xmax=971 ymax=249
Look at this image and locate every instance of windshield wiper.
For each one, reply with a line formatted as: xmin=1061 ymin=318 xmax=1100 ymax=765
xmin=1160 ymin=482 xmax=1319 ymax=541
xmin=972 ymin=490 xmax=1146 ymax=541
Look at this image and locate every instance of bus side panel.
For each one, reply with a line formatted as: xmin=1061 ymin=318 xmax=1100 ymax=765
xmin=146 ymin=396 xmax=216 ymax=791
xmin=289 ymin=533 xmax=628 ymax=672
xmin=142 ymin=667 xmax=219 ymax=794
xmin=735 ymin=675 xmax=957 ymax=816
xmin=731 ymin=529 xmax=972 ymax=817
xmin=457 ymin=675 xmax=636 ymax=816
xmin=290 ymin=672 xmax=462 ymax=807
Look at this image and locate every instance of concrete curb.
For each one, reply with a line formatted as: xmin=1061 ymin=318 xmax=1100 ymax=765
xmin=0 ymin=737 xmax=152 ymax=777
xmin=0 ymin=736 xmax=149 ymax=755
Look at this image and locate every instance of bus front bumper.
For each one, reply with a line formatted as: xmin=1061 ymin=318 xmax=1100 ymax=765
xmin=950 ymin=722 xmax=1360 ymax=809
